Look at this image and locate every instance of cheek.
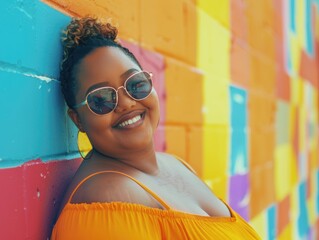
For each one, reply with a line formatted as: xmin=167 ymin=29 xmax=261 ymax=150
xmin=81 ymin=115 xmax=114 ymax=149
xmin=81 ymin=114 xmax=112 ymax=133
xmin=146 ymin=91 xmax=160 ymax=127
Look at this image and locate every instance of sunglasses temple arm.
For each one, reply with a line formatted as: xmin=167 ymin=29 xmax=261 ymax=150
xmin=73 ymin=100 xmax=87 ymax=109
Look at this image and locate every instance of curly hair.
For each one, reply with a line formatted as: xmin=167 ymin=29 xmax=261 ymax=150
xmin=60 ymin=16 xmax=142 ymax=108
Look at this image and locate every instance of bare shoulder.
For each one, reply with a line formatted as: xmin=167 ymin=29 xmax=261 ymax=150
xmin=69 ymin=171 xmax=161 ymax=208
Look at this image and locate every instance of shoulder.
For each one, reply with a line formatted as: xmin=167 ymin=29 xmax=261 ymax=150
xmin=69 ymin=171 xmax=160 ymax=208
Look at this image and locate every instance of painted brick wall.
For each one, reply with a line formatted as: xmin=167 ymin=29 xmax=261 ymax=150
xmin=0 ymin=0 xmax=318 ymax=239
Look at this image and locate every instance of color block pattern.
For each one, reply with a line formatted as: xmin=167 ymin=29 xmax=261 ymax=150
xmin=0 ymin=0 xmax=318 ymax=239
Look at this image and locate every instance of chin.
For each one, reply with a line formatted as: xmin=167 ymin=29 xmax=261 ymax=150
xmin=122 ymin=132 xmax=154 ymax=152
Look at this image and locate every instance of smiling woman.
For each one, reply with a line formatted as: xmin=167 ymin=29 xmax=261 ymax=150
xmin=51 ymin=17 xmax=261 ymax=240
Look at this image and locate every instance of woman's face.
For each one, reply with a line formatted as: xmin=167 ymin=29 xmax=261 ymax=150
xmin=70 ymin=47 xmax=160 ymax=157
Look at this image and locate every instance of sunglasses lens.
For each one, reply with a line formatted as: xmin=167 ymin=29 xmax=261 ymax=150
xmin=87 ymin=88 xmax=116 ymax=115
xmin=126 ymin=72 xmax=152 ymax=100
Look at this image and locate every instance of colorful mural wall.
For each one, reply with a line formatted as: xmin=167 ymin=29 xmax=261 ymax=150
xmin=0 ymin=0 xmax=318 ymax=239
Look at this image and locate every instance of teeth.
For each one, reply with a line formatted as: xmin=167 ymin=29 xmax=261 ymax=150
xmin=118 ymin=115 xmax=142 ymax=127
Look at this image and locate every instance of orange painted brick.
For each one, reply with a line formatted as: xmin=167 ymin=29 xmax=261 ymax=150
xmin=45 ymin=0 xmax=140 ymax=40
xmin=165 ymin=125 xmax=187 ymax=161
xmin=249 ymin=129 xmax=265 ymax=168
xmin=249 ymin=162 xmax=276 ymax=218
xmin=165 ymin=57 xmax=204 ymax=125
xmin=140 ymin=0 xmax=188 ymax=63
xmin=249 ymin=128 xmax=276 ymax=169
xmin=45 ymin=0 xmax=108 ymax=18
xmin=187 ymin=126 xmax=204 ymax=176
xmin=42 ymin=0 xmax=71 ymax=16
xmin=275 ymin=41 xmax=291 ymax=101
xmin=249 ymin=51 xmax=276 ymax=93
xmin=230 ymin=0 xmax=248 ymax=41
xmin=277 ymin=195 xmax=290 ymax=236
xmin=273 ymin=0 xmax=285 ymax=38
xmin=230 ymin=37 xmax=250 ymax=87
xmin=248 ymin=91 xmax=276 ymax=130
xmin=300 ymin=49 xmax=319 ymax=88
xmin=183 ymin=0 xmax=197 ymax=65
xmin=46 ymin=0 xmax=197 ymax=64
xmin=246 ymin=0 xmax=276 ymax=60
xmin=94 ymin=0 xmax=140 ymax=40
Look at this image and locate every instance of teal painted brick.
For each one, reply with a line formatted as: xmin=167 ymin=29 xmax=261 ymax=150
xmin=0 ymin=0 xmax=70 ymax=78
xmin=0 ymin=71 xmax=78 ymax=167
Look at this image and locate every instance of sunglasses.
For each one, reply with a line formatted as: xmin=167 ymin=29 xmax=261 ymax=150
xmin=73 ymin=71 xmax=153 ymax=115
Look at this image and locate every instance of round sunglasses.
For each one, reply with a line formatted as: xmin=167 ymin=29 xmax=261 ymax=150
xmin=73 ymin=71 xmax=153 ymax=115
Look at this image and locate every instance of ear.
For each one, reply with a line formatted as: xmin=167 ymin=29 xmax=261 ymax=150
xmin=68 ymin=108 xmax=85 ymax=132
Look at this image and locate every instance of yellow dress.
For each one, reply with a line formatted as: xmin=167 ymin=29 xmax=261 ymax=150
xmin=51 ymin=170 xmax=261 ymax=240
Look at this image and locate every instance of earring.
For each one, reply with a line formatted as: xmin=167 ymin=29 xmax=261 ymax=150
xmin=77 ymin=130 xmax=93 ymax=159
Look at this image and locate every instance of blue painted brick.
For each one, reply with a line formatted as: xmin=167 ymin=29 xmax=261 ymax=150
xmin=230 ymin=129 xmax=248 ymax=175
xmin=305 ymin=0 xmax=314 ymax=55
xmin=229 ymin=85 xmax=247 ymax=129
xmin=298 ymin=181 xmax=310 ymax=238
xmin=267 ymin=204 xmax=277 ymax=240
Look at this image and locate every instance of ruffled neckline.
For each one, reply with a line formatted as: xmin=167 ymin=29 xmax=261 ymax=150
xmin=63 ymin=201 xmax=237 ymax=223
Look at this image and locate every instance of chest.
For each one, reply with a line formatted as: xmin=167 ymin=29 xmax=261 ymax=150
xmin=141 ymin=167 xmax=224 ymax=217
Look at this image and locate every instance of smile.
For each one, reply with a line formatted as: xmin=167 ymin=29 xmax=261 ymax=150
xmin=118 ymin=114 xmax=142 ymax=127
xmin=114 ymin=111 xmax=146 ymax=129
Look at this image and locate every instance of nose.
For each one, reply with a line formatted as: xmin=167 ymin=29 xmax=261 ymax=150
xmin=115 ymin=87 xmax=136 ymax=113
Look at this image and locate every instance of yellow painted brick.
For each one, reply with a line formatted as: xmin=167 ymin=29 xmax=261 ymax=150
xmin=299 ymin=106 xmax=306 ymax=153
xmin=308 ymin=170 xmax=318 ymax=226
xmin=290 ymin=187 xmax=299 ymax=235
xmin=277 ymin=223 xmax=292 ymax=240
xmin=249 ymin=211 xmax=267 ymax=240
xmin=204 ymin=176 xmax=228 ymax=201
xmin=275 ymin=144 xmax=293 ymax=201
xmin=289 ymin=34 xmax=302 ymax=77
xmin=296 ymin=0 xmax=306 ymax=49
xmin=196 ymin=8 xmax=231 ymax=125
xmin=203 ymin=80 xmax=230 ymax=125
xmin=289 ymin=146 xmax=299 ymax=187
xmin=197 ymin=0 xmax=230 ymax=28
xmin=202 ymin=124 xmax=229 ymax=180
xmin=78 ymin=131 xmax=92 ymax=157
xmin=290 ymin=77 xmax=304 ymax=106
xmin=196 ymin=7 xmax=231 ymax=81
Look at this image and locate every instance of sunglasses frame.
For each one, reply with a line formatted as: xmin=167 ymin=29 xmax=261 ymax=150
xmin=73 ymin=71 xmax=153 ymax=115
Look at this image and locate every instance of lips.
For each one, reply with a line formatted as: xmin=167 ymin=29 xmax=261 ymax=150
xmin=113 ymin=110 xmax=145 ymax=128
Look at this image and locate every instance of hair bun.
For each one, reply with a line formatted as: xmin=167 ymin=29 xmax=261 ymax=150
xmin=62 ymin=16 xmax=118 ymax=57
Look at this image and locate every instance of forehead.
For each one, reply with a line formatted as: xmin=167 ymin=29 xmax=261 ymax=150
xmin=79 ymin=47 xmax=138 ymax=78
xmin=75 ymin=47 xmax=140 ymax=93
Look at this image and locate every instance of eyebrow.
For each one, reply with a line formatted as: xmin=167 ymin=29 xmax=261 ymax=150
xmin=85 ymin=68 xmax=139 ymax=95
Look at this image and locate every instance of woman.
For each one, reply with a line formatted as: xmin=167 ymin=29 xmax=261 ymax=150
xmin=51 ymin=17 xmax=261 ymax=239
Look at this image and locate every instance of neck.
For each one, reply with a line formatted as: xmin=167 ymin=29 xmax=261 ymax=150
xmin=92 ymin=143 xmax=159 ymax=175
